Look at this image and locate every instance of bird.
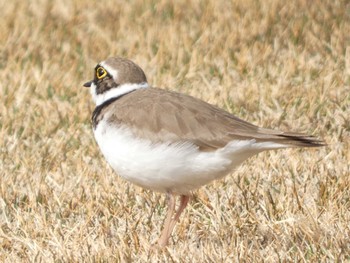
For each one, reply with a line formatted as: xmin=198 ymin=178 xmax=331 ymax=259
xmin=83 ymin=57 xmax=325 ymax=247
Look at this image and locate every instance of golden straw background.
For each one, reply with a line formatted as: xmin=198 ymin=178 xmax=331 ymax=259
xmin=0 ymin=0 xmax=349 ymax=261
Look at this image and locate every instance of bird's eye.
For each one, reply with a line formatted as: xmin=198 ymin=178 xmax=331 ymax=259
xmin=96 ymin=67 xmax=107 ymax=79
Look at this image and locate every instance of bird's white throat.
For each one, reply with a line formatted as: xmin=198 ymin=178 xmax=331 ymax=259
xmin=91 ymin=82 xmax=149 ymax=106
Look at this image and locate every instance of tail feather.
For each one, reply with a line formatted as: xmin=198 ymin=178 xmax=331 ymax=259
xmin=277 ymin=132 xmax=326 ymax=148
xmin=255 ymin=127 xmax=326 ymax=148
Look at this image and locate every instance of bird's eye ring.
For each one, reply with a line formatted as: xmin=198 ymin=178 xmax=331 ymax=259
xmin=96 ymin=67 xmax=107 ymax=79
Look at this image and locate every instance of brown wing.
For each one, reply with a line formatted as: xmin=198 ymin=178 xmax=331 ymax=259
xmin=102 ymin=88 xmax=325 ymax=151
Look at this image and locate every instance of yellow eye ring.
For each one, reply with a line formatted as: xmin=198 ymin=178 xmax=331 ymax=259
xmin=96 ymin=66 xmax=107 ymax=79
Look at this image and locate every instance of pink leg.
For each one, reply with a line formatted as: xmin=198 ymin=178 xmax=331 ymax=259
xmin=157 ymin=194 xmax=176 ymax=247
xmin=169 ymin=195 xmax=190 ymax=230
xmin=157 ymin=194 xmax=190 ymax=247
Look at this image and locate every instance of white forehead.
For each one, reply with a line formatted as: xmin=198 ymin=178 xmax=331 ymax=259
xmin=100 ymin=61 xmax=119 ymax=80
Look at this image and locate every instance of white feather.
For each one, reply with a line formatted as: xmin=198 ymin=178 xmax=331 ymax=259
xmin=100 ymin=61 xmax=119 ymax=80
xmin=93 ymin=120 xmax=288 ymax=194
xmin=90 ymin=82 xmax=149 ymax=106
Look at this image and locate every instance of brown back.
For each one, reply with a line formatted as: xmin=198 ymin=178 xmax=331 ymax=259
xmin=97 ymin=88 xmax=325 ymax=151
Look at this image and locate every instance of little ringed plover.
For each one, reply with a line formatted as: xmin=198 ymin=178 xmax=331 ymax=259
xmin=83 ymin=57 xmax=325 ymax=247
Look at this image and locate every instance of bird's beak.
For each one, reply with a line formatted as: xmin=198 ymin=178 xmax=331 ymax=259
xmin=83 ymin=81 xmax=93 ymax=87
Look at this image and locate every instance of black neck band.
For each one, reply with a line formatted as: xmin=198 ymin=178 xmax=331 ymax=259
xmin=91 ymin=90 xmax=136 ymax=128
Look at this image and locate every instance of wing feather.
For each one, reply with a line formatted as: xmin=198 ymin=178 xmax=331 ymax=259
xmin=101 ymin=88 xmax=325 ymax=150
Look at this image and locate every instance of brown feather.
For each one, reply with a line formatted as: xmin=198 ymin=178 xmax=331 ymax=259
xmin=97 ymin=88 xmax=325 ymax=151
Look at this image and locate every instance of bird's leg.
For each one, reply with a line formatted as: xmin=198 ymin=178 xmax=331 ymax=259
xmin=157 ymin=193 xmax=176 ymax=247
xmin=170 ymin=195 xmax=190 ymax=229
xmin=157 ymin=194 xmax=190 ymax=247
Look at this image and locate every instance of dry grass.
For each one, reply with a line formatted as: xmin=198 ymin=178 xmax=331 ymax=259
xmin=0 ymin=0 xmax=349 ymax=261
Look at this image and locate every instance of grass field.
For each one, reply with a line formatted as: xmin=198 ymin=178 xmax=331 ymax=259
xmin=0 ymin=0 xmax=349 ymax=261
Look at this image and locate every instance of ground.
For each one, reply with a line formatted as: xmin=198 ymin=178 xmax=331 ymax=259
xmin=0 ymin=0 xmax=349 ymax=261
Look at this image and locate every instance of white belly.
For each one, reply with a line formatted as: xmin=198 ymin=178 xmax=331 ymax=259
xmin=93 ymin=120 xmax=286 ymax=194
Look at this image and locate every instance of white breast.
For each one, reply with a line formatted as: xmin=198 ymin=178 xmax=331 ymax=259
xmin=93 ymin=120 xmax=287 ymax=194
